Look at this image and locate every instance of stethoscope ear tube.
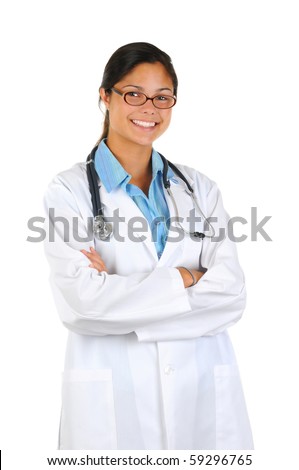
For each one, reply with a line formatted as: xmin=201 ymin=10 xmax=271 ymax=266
xmin=167 ymin=160 xmax=194 ymax=194
xmin=159 ymin=153 xmax=171 ymax=189
xmin=158 ymin=153 xmax=193 ymax=194
xmin=87 ymin=146 xmax=102 ymax=218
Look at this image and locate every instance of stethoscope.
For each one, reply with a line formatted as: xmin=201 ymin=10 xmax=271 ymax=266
xmin=86 ymin=145 xmax=216 ymax=241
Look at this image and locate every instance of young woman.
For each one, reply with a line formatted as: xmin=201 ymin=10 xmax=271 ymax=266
xmin=44 ymin=42 xmax=253 ymax=450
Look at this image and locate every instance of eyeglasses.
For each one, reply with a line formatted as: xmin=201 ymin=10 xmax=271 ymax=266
xmin=110 ymin=87 xmax=177 ymax=109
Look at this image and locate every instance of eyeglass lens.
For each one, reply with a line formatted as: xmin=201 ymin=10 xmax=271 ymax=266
xmin=124 ymin=91 xmax=176 ymax=109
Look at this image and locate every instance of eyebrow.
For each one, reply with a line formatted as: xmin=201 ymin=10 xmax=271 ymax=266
xmin=122 ymin=85 xmax=173 ymax=93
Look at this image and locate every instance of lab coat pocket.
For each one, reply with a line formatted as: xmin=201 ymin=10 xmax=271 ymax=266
xmin=214 ymin=364 xmax=253 ymax=450
xmin=59 ymin=369 xmax=117 ymax=450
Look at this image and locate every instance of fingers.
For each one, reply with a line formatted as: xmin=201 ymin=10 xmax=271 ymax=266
xmin=81 ymin=247 xmax=108 ymax=273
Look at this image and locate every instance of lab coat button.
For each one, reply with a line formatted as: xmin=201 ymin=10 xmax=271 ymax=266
xmin=164 ymin=364 xmax=175 ymax=375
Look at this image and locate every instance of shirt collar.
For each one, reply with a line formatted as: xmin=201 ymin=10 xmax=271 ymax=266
xmin=94 ymin=139 xmax=175 ymax=193
xmin=94 ymin=140 xmax=130 ymax=193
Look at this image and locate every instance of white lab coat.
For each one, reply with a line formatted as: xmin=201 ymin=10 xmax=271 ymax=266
xmin=43 ymin=160 xmax=253 ymax=450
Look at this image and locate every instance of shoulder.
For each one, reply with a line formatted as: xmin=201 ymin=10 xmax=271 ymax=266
xmin=48 ymin=162 xmax=88 ymax=190
xmin=44 ymin=162 xmax=91 ymax=212
xmin=44 ymin=162 xmax=91 ymax=201
xmin=170 ymin=162 xmax=217 ymax=194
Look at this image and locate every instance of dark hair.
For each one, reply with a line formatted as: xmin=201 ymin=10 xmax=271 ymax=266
xmin=98 ymin=42 xmax=178 ymax=141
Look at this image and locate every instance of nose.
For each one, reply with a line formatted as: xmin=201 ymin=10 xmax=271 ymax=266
xmin=140 ymin=98 xmax=156 ymax=113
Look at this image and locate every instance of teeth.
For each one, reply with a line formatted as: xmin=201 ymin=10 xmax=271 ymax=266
xmin=132 ymin=120 xmax=156 ymax=128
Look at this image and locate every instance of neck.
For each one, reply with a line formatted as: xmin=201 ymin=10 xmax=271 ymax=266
xmin=105 ymin=137 xmax=153 ymax=184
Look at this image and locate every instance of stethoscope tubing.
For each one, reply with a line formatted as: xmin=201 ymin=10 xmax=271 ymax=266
xmin=86 ymin=145 xmax=215 ymax=240
xmin=86 ymin=147 xmax=102 ymax=218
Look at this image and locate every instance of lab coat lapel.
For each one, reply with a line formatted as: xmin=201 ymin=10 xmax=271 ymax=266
xmin=97 ymin=175 xmax=196 ymax=265
xmin=158 ymin=178 xmax=195 ymax=265
xmin=98 ymin=182 xmax=158 ymax=261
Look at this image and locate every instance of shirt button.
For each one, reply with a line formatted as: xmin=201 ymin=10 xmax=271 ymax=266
xmin=164 ymin=364 xmax=175 ymax=375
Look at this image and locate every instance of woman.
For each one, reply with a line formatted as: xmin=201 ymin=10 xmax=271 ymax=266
xmin=44 ymin=42 xmax=253 ymax=450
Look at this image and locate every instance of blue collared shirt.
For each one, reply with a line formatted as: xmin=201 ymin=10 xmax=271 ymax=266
xmin=94 ymin=140 xmax=174 ymax=258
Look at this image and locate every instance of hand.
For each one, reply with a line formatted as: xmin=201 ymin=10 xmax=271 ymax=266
xmin=81 ymin=247 xmax=108 ymax=273
xmin=176 ymin=267 xmax=205 ymax=288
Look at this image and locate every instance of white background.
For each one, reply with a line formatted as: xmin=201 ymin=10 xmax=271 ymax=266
xmin=0 ymin=0 xmax=298 ymax=468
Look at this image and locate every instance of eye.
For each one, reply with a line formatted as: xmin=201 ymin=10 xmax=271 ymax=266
xmin=127 ymin=91 xmax=142 ymax=98
xmin=155 ymin=95 xmax=172 ymax=102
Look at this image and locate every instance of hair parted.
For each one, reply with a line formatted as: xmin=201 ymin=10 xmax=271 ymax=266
xmin=98 ymin=42 xmax=178 ymax=142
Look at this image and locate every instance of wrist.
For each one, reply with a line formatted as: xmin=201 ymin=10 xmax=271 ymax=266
xmin=177 ymin=266 xmax=196 ymax=288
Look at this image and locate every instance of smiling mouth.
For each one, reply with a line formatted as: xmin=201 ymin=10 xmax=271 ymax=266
xmin=132 ymin=119 xmax=157 ymax=128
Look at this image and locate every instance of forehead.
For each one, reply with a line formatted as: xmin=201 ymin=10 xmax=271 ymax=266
xmin=116 ymin=62 xmax=173 ymax=90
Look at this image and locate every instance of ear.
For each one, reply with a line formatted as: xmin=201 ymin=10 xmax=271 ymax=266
xmin=99 ymin=87 xmax=110 ymax=110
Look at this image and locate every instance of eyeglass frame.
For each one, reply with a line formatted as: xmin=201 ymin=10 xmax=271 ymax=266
xmin=109 ymin=87 xmax=177 ymax=109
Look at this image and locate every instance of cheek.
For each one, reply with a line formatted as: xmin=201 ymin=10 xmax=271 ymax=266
xmin=108 ymin=107 xmax=126 ymax=130
xmin=161 ymin=112 xmax=172 ymax=130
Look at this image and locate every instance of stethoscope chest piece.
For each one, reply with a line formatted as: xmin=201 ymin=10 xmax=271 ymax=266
xmin=93 ymin=214 xmax=113 ymax=241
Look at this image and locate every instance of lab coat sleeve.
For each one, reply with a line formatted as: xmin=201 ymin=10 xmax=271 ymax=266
xmin=135 ymin=179 xmax=247 ymax=342
xmin=43 ymin=174 xmax=191 ymax=336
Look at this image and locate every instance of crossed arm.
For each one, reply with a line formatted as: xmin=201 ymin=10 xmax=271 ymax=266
xmin=81 ymin=247 xmax=204 ymax=288
xmin=44 ymin=170 xmax=246 ymax=339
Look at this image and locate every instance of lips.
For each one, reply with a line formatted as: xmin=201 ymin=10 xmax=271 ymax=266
xmin=132 ymin=119 xmax=157 ymax=128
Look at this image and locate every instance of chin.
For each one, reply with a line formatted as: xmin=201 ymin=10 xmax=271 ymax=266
xmin=137 ymin=130 xmax=165 ymax=145
xmin=129 ymin=135 xmax=158 ymax=148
